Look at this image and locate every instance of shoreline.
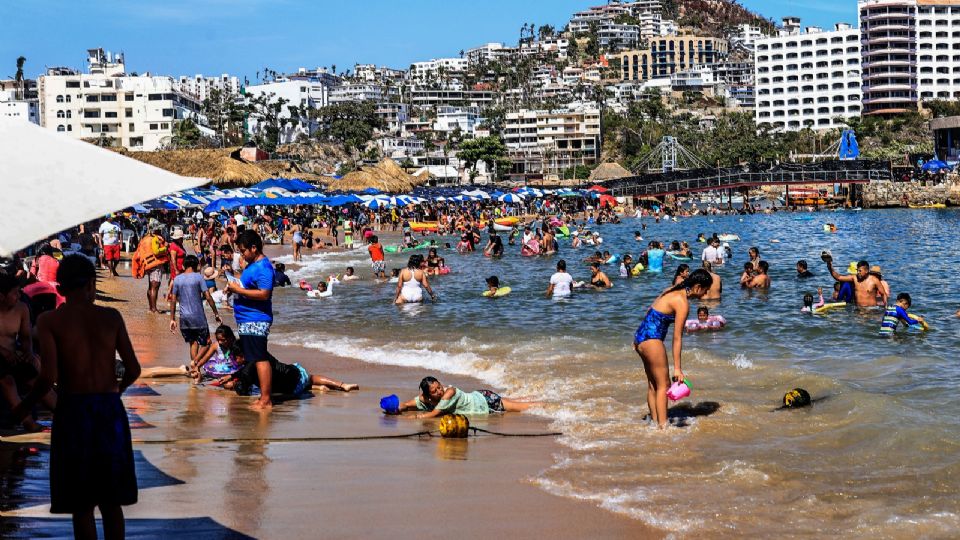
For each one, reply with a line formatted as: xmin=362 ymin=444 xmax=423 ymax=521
xmin=1 ymin=257 xmax=661 ymax=539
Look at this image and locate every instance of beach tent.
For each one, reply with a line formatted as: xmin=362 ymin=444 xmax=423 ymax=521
xmin=0 ymin=118 xmax=206 ymax=256
xmin=498 ymin=193 xmax=525 ymax=203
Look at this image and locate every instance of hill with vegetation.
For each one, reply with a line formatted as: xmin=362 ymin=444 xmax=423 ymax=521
xmin=663 ymin=0 xmax=775 ymax=37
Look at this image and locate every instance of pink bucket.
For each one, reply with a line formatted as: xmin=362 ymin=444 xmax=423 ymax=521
xmin=666 ymin=379 xmax=691 ymax=401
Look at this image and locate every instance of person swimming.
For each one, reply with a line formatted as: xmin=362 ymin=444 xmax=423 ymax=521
xmin=684 ymin=306 xmax=726 ymax=331
xmin=801 ymin=288 xmax=826 ymax=313
xmin=879 ymin=293 xmax=925 ymax=336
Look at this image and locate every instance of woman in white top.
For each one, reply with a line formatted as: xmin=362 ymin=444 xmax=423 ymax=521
xmin=395 ymin=254 xmax=437 ymax=304
xmin=546 ymin=259 xmax=574 ymax=298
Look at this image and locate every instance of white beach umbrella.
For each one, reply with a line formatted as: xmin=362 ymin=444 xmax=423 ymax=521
xmin=0 ymin=119 xmax=207 ymax=256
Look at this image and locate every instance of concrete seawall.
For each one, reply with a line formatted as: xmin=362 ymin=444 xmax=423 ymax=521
xmin=861 ymin=176 xmax=960 ymax=208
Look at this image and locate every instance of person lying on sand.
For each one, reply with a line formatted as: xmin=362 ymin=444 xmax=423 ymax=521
xmin=395 ymin=376 xmax=539 ymax=419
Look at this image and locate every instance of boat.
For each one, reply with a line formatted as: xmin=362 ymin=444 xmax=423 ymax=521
xmin=908 ymin=203 xmax=946 ymax=209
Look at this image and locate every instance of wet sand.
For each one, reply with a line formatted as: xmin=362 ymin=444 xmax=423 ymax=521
xmin=0 ymin=261 xmax=658 ymax=539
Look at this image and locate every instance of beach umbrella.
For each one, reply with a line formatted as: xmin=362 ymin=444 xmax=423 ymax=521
xmin=363 ymin=198 xmax=392 ymax=209
xmin=922 ymin=158 xmax=951 ymax=172
xmin=0 ymin=118 xmax=206 ymax=256
xmin=497 ymin=193 xmax=525 ymax=203
xmin=586 ymin=185 xmax=609 ymax=193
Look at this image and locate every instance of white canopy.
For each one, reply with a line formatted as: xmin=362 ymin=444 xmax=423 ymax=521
xmin=0 ymin=119 xmax=207 ymax=256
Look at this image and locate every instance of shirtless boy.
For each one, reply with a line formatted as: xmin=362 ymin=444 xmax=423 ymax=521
xmin=15 ymin=255 xmax=141 ymax=540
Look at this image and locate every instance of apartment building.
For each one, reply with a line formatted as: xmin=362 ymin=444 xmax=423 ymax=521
xmin=0 ymin=79 xmax=39 ymax=123
xmin=504 ymin=104 xmax=601 ymax=177
xmin=754 ymin=21 xmax=862 ymax=131
xmin=465 ymin=43 xmax=517 ymax=65
xmin=174 ymin=73 xmax=240 ymax=101
xmin=433 ymin=106 xmax=484 ymax=136
xmin=518 ymin=37 xmax=570 ymax=58
xmin=353 ymin=64 xmax=406 ymax=84
xmin=570 ymin=1 xmax=670 ymax=39
xmin=244 ymin=78 xmax=333 ymax=144
xmin=859 ymin=0 xmax=960 ymax=115
xmin=731 ymin=24 xmax=769 ymax=49
xmin=613 ymin=35 xmax=728 ymax=82
xmin=408 ymin=87 xmax=497 ymax=109
xmin=408 ymin=58 xmax=469 ymax=82
xmin=38 ymin=48 xmax=201 ymax=150
xmin=597 ymin=23 xmax=641 ymax=51
xmin=328 ymin=83 xmax=392 ymax=104
xmin=375 ymin=102 xmax=408 ymax=134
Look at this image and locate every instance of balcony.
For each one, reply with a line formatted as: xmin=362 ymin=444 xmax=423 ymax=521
xmin=864 ymin=82 xmax=917 ymax=92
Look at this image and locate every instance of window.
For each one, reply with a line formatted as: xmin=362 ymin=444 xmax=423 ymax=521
xmin=148 ymin=94 xmax=163 ymax=101
xmin=105 ymin=111 xmax=118 ymax=118
xmin=125 ymin=108 xmax=133 ymax=118
xmin=56 ymin=125 xmax=65 ymax=132
xmin=66 ymin=81 xmax=80 ymax=88
xmin=66 ymin=111 xmax=72 ymax=118
xmin=84 ymin=110 xmax=100 ymax=118
xmin=161 ymin=123 xmax=169 ymax=129
xmin=149 ymin=123 xmax=158 ymax=130
xmin=129 ymin=137 xmax=143 ymax=147
xmin=56 ymin=95 xmax=64 ymax=103
xmin=125 ymin=93 xmax=134 ymax=100
xmin=129 ymin=123 xmax=135 ymax=131
xmin=56 ymin=110 xmax=65 ymax=118
xmin=101 ymin=94 xmax=117 ymax=102
xmin=67 ymin=125 xmax=72 ymax=131
xmin=86 ymin=95 xmax=99 ymax=102
xmin=65 ymin=95 xmax=71 ymax=102
xmin=162 ymin=108 xmax=174 ymax=117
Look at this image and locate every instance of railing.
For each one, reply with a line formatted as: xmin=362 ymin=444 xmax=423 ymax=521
xmin=605 ymin=165 xmax=892 ymax=198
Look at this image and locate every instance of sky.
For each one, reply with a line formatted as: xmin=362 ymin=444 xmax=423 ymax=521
xmin=1 ymin=0 xmax=858 ymax=81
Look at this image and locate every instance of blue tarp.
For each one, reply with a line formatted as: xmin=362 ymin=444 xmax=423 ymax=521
xmin=922 ymin=159 xmax=951 ymax=172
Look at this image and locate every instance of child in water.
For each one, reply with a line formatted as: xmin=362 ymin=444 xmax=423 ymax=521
xmin=388 ymin=268 xmax=400 ymax=283
xmin=484 ymin=276 xmax=507 ymax=297
xmin=685 ymin=306 xmax=726 ymax=331
xmin=739 ymin=262 xmax=754 ymax=287
xmin=801 ymin=287 xmax=826 ymax=313
xmin=879 ymin=293 xmax=925 ymax=336
xmin=342 ymin=266 xmax=359 ymax=281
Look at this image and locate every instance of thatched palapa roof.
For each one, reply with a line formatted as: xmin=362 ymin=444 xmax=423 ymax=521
xmin=327 ymin=158 xmax=428 ymax=193
xmin=121 ymin=147 xmax=325 ymax=186
xmin=588 ymin=162 xmax=632 ymax=182
xmin=122 ymin=148 xmax=269 ymax=186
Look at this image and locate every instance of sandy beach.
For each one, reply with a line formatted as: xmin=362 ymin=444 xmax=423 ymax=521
xmin=0 ymin=256 xmax=659 ymax=539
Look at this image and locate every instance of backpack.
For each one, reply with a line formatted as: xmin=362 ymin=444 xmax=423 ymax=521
xmin=151 ymin=235 xmax=168 ymax=257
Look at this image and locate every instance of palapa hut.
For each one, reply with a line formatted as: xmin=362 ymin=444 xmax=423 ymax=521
xmin=327 ymin=158 xmax=428 ymax=193
xmin=121 ymin=148 xmax=269 ymax=186
xmin=588 ymin=162 xmax=632 ymax=183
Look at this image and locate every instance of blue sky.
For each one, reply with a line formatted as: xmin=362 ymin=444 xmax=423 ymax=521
xmin=2 ymin=0 xmax=858 ymax=80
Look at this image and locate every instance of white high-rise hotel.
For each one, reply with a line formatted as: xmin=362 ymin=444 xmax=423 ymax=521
xmin=754 ymin=19 xmax=862 ymax=131
xmin=859 ymin=0 xmax=960 ymax=114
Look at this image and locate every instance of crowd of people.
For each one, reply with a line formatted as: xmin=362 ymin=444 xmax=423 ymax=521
xmin=0 ymin=193 xmax=940 ymax=538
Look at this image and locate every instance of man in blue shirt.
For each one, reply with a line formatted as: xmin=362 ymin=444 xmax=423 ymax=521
xmin=226 ymin=230 xmax=276 ymax=410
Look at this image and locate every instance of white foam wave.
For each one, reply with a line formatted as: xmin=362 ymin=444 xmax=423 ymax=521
xmin=273 ymin=333 xmax=507 ymax=387
xmin=730 ymin=353 xmax=754 ymax=370
xmin=532 ymin=477 xmax=703 ymax=532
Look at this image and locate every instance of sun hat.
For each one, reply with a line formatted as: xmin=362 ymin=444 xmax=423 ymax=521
xmin=201 ymin=266 xmax=219 ymax=280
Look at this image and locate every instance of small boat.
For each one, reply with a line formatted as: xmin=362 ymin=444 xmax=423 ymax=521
xmin=908 ymin=203 xmax=946 ymax=209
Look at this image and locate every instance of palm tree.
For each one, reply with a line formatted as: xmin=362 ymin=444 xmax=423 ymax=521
xmin=14 ymin=56 xmax=25 ymax=100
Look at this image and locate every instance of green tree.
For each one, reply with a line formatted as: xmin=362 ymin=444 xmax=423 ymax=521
xmin=171 ymin=118 xmax=202 ymax=148
xmin=315 ymin=100 xmax=384 ymax=156
xmin=202 ymin=88 xmax=247 ymax=147
xmin=247 ymin=92 xmax=290 ymax=151
xmin=457 ymin=135 xmax=509 ymax=179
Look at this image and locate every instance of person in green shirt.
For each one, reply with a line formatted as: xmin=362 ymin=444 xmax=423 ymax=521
xmin=397 ymin=376 xmax=539 ymax=419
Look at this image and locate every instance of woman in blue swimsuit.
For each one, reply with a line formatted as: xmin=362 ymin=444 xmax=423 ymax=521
xmin=634 ymin=269 xmax=713 ymax=428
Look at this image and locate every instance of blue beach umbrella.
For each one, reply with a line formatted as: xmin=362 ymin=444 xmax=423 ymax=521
xmin=498 ymin=193 xmax=525 ymax=203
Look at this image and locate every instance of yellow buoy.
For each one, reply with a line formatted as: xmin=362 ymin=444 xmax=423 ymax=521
xmin=783 ymin=388 xmax=811 ymax=408
xmin=438 ymin=414 xmax=470 ymax=438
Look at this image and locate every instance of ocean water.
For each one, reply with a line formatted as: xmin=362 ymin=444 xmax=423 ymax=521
xmin=270 ymin=209 xmax=960 ymax=537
